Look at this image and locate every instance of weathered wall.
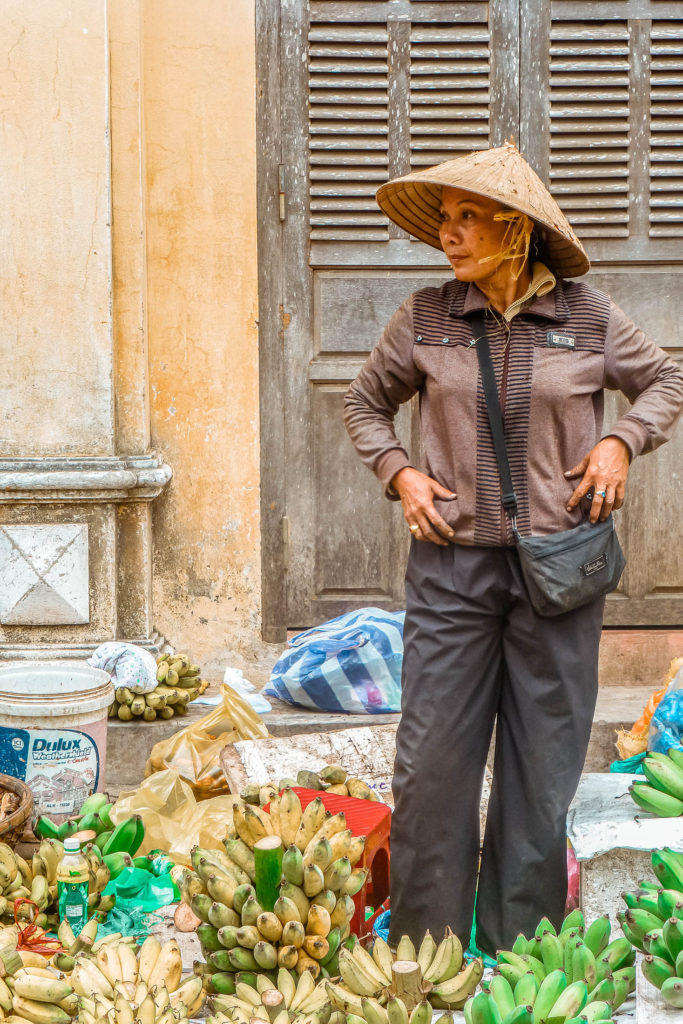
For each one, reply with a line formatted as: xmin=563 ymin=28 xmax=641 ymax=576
xmin=142 ymin=0 xmax=264 ymax=674
xmin=0 ymin=2 xmax=113 ymax=455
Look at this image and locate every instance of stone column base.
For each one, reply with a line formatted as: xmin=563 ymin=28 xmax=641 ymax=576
xmin=0 ymin=455 xmax=171 ymax=658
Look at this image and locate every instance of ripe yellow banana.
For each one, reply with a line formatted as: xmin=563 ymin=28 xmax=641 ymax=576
xmin=13 ymin=975 xmax=73 ymax=1004
xmin=116 ymin=943 xmax=138 ymax=986
xmin=0 ymin=977 xmax=12 ymax=1013
xmin=278 ymin=789 xmax=303 ymax=849
xmin=96 ymin=946 xmax=122 ymax=987
xmin=290 ymin=971 xmax=317 ymax=1012
xmin=325 ymin=981 xmax=365 ymax=1015
xmin=338 ymin=949 xmax=385 ymax=997
xmin=11 ymin=995 xmax=71 ymax=1024
xmin=148 ymin=940 xmax=182 ymax=993
xmin=277 ymin=968 xmax=297 ymax=1009
xmin=136 ymin=936 xmax=161 ymax=985
xmin=137 ymin=993 xmax=157 ymax=1024
xmin=352 ymin=943 xmax=391 ymax=986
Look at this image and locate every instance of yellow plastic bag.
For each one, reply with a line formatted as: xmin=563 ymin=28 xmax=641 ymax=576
xmin=144 ymin=682 xmax=269 ymax=797
xmin=111 ymin=768 xmax=243 ymax=865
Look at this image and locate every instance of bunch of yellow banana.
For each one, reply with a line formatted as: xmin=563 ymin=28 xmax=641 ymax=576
xmin=175 ymin=790 xmax=368 ymax=985
xmin=1 ymin=962 xmax=77 ymax=1024
xmin=0 ymin=843 xmax=36 ymax=922
xmin=108 ymin=653 xmax=208 ymax=722
xmin=207 ymin=965 xmax=339 ymax=1024
xmin=69 ymin=935 xmax=205 ymax=1024
xmin=240 ymin=769 xmax=380 ymax=805
xmin=324 ymin=932 xmax=482 ymax=1014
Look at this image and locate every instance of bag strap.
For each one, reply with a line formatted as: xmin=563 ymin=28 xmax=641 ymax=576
xmin=471 ymin=311 xmax=519 ymax=526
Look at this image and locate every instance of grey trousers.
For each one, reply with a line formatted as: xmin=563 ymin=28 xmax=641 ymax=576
xmin=388 ymin=541 xmax=604 ymax=957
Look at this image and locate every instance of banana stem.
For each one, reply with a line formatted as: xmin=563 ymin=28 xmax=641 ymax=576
xmin=262 ymin=989 xmax=285 ymax=1022
xmin=390 ymin=961 xmax=425 ymax=1012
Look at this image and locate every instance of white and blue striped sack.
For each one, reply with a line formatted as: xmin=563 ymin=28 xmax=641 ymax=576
xmin=264 ymin=607 xmax=405 ymax=714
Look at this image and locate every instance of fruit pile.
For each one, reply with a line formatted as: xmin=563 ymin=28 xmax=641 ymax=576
xmin=324 ymin=930 xmax=482 ymax=1013
xmin=0 ymin=940 xmax=78 ymax=1024
xmin=204 ymin=933 xmax=471 ymax=1024
xmin=175 ymin=789 xmax=368 ymax=987
xmin=69 ymin=934 xmax=205 ymax=1024
xmin=0 ymin=918 xmax=205 ymax=1024
xmin=629 ymin=749 xmax=683 ymax=817
xmin=109 ymin=653 xmax=208 ymax=722
xmin=240 ymin=770 xmax=380 ymax=803
xmin=621 ymin=846 xmax=683 ymax=1007
xmin=0 ymin=840 xmax=114 ymax=929
xmin=207 ymin=965 xmax=342 ymax=1024
xmin=34 ymin=795 xmax=143 ymax=864
xmin=483 ymin=910 xmax=635 ymax=1022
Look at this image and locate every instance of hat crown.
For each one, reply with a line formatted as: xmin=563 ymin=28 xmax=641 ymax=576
xmin=376 ymin=142 xmax=590 ymax=278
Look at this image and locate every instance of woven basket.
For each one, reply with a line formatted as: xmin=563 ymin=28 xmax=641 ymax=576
xmin=0 ymin=774 xmax=33 ymax=849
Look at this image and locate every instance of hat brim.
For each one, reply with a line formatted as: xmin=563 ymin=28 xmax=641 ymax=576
xmin=376 ymin=161 xmax=590 ymax=279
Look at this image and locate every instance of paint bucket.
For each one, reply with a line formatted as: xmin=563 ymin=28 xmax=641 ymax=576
xmin=0 ymin=662 xmax=114 ymax=820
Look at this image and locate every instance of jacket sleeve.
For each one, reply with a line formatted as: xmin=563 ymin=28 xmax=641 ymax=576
xmin=603 ymin=300 xmax=683 ymax=458
xmin=343 ymin=296 xmax=425 ymax=498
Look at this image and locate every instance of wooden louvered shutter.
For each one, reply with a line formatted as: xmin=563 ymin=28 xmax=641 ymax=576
xmin=521 ymin=1 xmax=683 ymax=627
xmin=270 ymin=0 xmax=519 ymax=631
xmin=521 ymin=1 xmax=683 ymax=262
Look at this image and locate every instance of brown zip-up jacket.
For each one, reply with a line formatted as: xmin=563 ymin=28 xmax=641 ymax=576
xmin=343 ymin=276 xmax=683 ymax=546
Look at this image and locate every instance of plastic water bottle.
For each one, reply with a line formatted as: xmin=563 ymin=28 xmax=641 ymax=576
xmin=57 ymin=837 xmax=89 ymax=934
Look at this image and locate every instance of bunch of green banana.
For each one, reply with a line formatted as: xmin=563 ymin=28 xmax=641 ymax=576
xmin=108 ymin=653 xmax=208 ymax=722
xmin=35 ymin=793 xmax=116 ymax=845
xmin=620 ymin=845 xmax=683 ymax=1006
xmin=240 ymin=768 xmax=381 ymax=804
xmin=629 ymin=748 xmax=683 ymax=816
xmin=34 ymin=798 xmax=143 ymax=877
xmin=491 ymin=910 xmax=635 ymax=1017
xmin=463 ymin=974 xmax=618 ymax=1024
xmin=175 ymin=790 xmax=368 ymax=982
xmin=67 ymin=934 xmax=205 ymax=1024
xmin=619 ymin=846 xmax=683 ymax=953
xmin=206 ymin=965 xmax=339 ymax=1024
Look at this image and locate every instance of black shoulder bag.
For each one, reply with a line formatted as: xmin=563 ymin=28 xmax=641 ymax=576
xmin=471 ymin=311 xmax=626 ymax=616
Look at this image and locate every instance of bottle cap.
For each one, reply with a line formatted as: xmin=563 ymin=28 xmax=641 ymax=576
xmin=63 ymin=837 xmax=80 ymax=853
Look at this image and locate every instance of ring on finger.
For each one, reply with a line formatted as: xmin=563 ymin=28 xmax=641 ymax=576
xmin=596 ymin=490 xmax=607 ymax=498
xmin=409 ymin=524 xmax=419 ymax=534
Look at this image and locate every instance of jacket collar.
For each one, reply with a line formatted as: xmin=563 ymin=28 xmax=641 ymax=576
xmin=447 ymin=277 xmax=571 ymax=323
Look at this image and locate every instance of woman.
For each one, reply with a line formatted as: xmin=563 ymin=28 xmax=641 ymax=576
xmin=343 ymin=143 xmax=683 ymax=956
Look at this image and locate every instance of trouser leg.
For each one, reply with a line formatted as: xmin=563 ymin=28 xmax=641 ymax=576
xmin=389 ymin=542 xmax=507 ymax=949
xmin=475 ymin=550 xmax=604 ymax=955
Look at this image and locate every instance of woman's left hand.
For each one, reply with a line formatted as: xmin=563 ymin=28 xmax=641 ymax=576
xmin=564 ymin=437 xmax=631 ymax=523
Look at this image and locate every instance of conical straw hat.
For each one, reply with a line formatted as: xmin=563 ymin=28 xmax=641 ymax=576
xmin=376 ymin=141 xmax=590 ymax=278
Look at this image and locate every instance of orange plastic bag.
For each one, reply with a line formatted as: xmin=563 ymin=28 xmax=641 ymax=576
xmin=615 ymin=656 xmax=683 ymax=759
xmin=144 ymin=683 xmax=269 ymax=797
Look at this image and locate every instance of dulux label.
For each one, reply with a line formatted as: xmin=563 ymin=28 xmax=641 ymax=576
xmin=0 ymin=726 xmax=99 ymax=816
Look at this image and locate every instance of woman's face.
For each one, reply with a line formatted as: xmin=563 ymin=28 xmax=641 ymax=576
xmin=438 ymin=186 xmax=512 ymax=283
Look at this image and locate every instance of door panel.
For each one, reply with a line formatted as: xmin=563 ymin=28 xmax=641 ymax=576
xmin=262 ymin=0 xmax=683 ymax=634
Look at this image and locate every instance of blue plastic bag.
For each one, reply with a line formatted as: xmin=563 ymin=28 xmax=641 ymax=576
xmin=264 ymin=607 xmax=405 ymax=713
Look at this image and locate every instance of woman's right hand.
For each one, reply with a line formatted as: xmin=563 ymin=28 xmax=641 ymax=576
xmin=392 ymin=467 xmax=457 ymax=546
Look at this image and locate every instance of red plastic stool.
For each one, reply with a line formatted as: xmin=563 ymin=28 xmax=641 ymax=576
xmin=293 ymin=787 xmax=391 ymax=939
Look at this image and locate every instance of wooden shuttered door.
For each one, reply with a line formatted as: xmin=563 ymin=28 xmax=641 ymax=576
xmin=259 ymin=0 xmax=683 ymax=636
xmin=520 ymin=1 xmax=683 ymax=626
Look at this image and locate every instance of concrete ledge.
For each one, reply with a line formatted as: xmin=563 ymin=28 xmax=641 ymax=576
xmin=104 ymin=686 xmax=652 ymax=798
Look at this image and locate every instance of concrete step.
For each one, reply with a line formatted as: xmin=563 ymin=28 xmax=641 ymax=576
xmin=104 ymin=685 xmax=653 ymax=798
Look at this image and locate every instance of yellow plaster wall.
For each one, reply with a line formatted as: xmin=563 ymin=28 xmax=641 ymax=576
xmin=142 ymin=0 xmax=262 ymax=669
xmin=0 ymin=2 xmax=114 ymax=455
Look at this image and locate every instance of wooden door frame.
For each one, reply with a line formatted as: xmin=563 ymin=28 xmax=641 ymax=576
xmin=256 ymin=0 xmax=287 ymax=642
